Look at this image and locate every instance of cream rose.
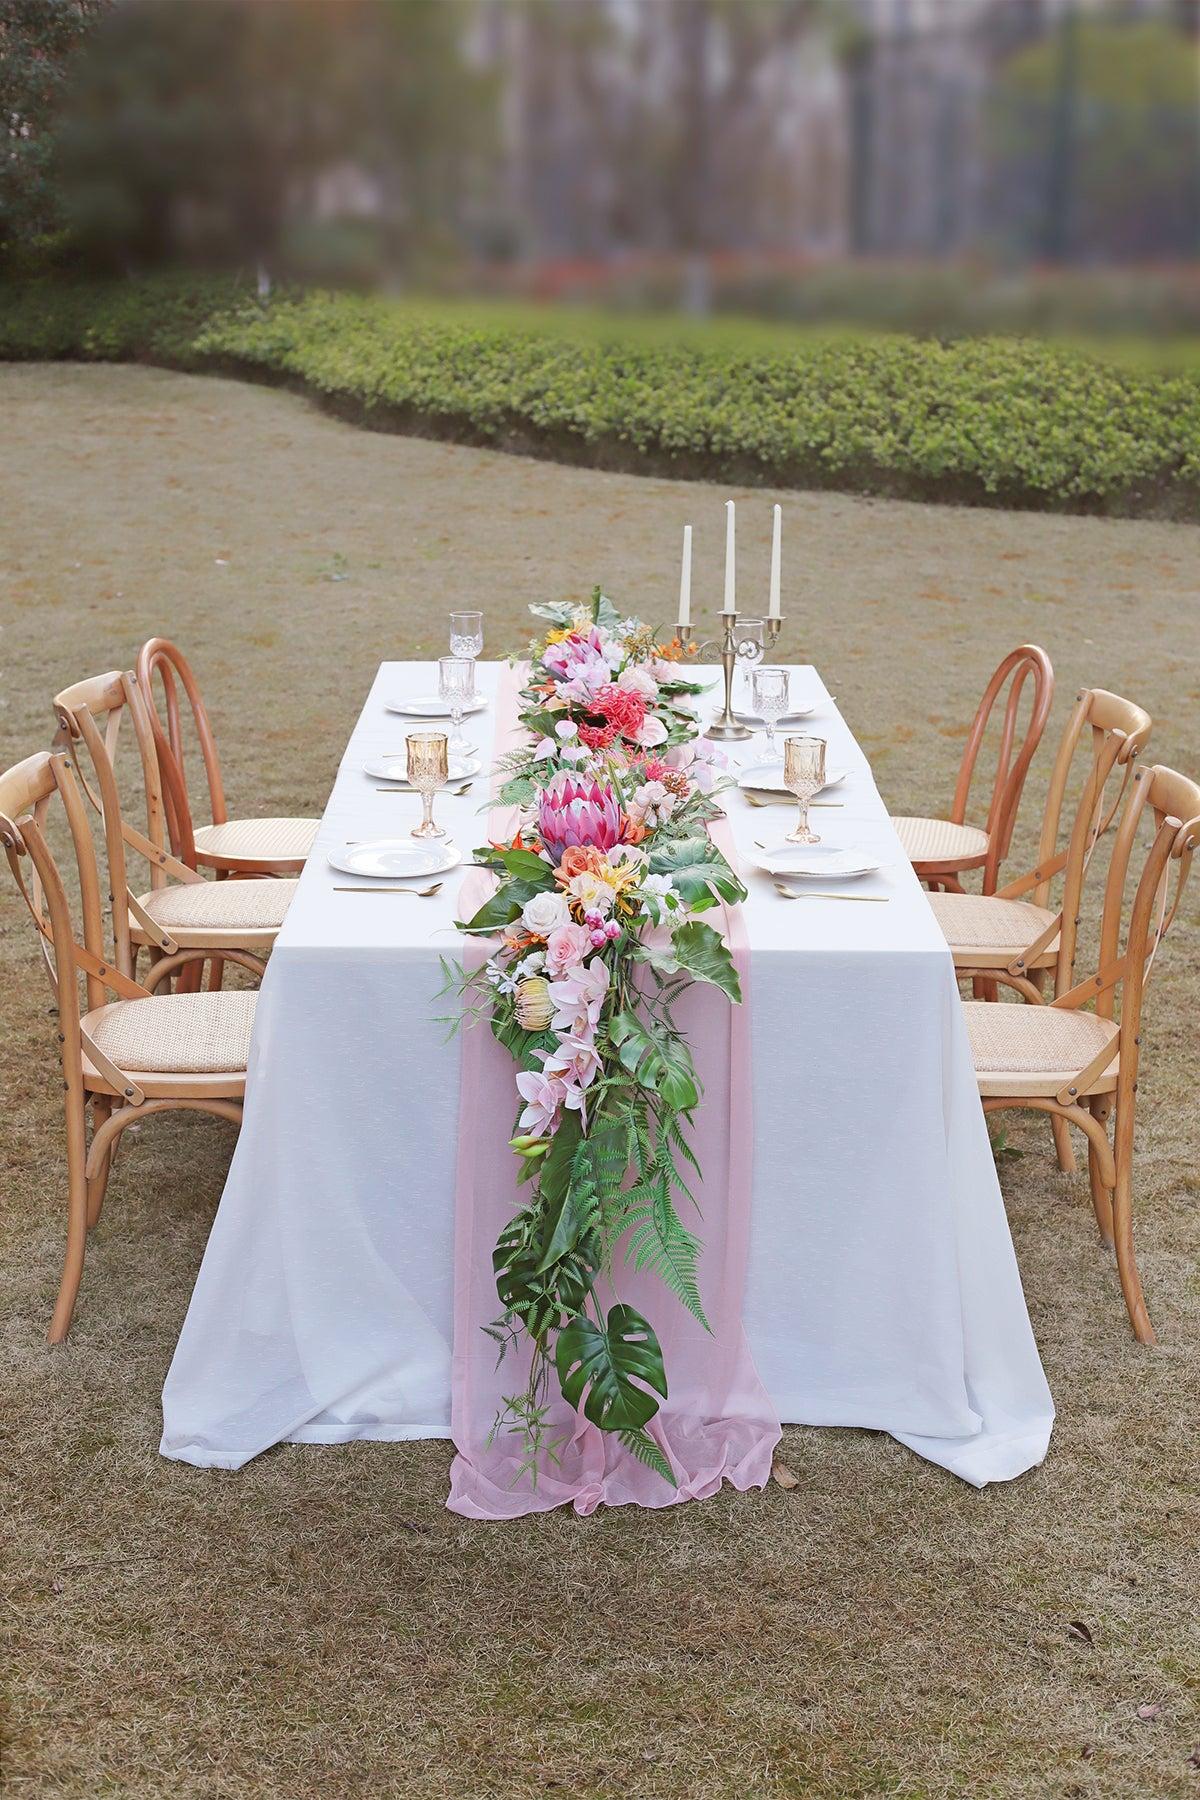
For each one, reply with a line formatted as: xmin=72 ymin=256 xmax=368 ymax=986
xmin=521 ymin=890 xmax=571 ymax=938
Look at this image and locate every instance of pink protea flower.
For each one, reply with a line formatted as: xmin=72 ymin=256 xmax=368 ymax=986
xmin=538 ymin=771 xmax=623 ymax=864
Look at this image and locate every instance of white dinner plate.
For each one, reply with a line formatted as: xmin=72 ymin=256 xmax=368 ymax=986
xmin=385 ymin=695 xmax=489 ymax=719
xmin=737 ymin=761 xmax=847 ymax=796
xmin=748 ymin=844 xmax=885 ymax=881
xmin=327 ymin=837 xmax=462 ymax=880
xmin=733 ymin=704 xmax=817 ymax=726
xmin=363 ymin=754 xmax=481 ymax=785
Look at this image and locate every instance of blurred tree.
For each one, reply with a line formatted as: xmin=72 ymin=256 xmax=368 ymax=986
xmin=0 ymin=0 xmax=110 ymax=262
xmin=991 ymin=15 xmax=1199 ymax=264
xmin=44 ymin=0 xmax=496 ymax=280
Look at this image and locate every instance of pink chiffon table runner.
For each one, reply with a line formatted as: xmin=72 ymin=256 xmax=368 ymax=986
xmin=447 ymin=665 xmax=781 ymax=1517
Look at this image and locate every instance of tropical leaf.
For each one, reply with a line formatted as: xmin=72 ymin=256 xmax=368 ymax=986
xmin=618 ymin=1427 xmax=676 ymax=1487
xmin=528 ymin=600 xmax=576 ymax=627
xmin=536 ymin=1135 xmax=602 ymax=1273
xmin=621 ymin=1172 xmax=710 ymax=1331
xmin=496 ymin=846 xmax=556 ymax=884
xmin=608 ymin=1011 xmax=699 ymax=1111
xmin=668 ymin=919 xmax=742 ymax=1003
xmin=555 ymin=1304 xmax=667 ymax=1433
xmin=648 ymin=836 xmax=747 ymax=912
xmin=459 ymin=876 xmax=544 ymax=935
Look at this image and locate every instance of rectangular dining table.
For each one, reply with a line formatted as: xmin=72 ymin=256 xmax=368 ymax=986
xmin=161 ymin=661 xmax=1054 ymax=1485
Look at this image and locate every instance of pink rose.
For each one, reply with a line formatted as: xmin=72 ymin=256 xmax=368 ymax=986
xmin=545 ymin=920 xmax=592 ymax=976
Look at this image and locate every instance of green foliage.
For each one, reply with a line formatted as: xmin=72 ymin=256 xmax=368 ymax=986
xmin=608 ymin=1012 xmax=700 ymax=1113
xmin=666 ymin=920 xmax=742 ymax=1004
xmin=0 ymin=0 xmax=110 ymax=262
xmin=555 ymin=1304 xmax=669 ymax=1442
xmin=648 ymin=836 xmax=747 ymax=914
xmin=2 ymin=277 xmax=1199 ymax=516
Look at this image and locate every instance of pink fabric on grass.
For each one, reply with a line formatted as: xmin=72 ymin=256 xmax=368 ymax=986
xmin=446 ymin=665 xmax=781 ymax=1518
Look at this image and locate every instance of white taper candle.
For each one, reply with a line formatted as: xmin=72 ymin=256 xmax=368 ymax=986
xmin=768 ymin=502 xmax=782 ymax=619
xmin=722 ymin=499 xmax=736 ymax=615
xmin=678 ymin=524 xmax=692 ymax=630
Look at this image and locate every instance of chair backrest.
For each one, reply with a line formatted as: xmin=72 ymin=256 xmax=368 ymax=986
xmin=1051 ymin=762 xmax=1200 ymax=1105
xmin=53 ymin=671 xmax=201 ymax=978
xmin=949 ymin=644 xmax=1054 ymax=891
xmin=1009 ymin=687 xmax=1153 ymax=994
xmin=135 ymin=637 xmax=228 ymax=867
xmin=0 ymin=750 xmax=152 ymax=1107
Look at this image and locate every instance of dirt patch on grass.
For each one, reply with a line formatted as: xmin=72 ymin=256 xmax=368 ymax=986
xmin=1 ymin=364 xmax=1199 ymax=1799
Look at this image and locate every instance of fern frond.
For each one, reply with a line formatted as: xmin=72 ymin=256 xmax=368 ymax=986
xmin=622 ymin=1176 xmax=711 ymax=1332
xmin=618 ymin=1427 xmax=676 ymax=1487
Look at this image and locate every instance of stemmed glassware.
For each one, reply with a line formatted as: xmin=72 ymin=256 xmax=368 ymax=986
xmin=783 ymin=735 xmax=826 ymax=845
xmin=751 ymin=666 xmax=790 ymax=754
xmin=449 ymin=610 xmax=484 ymax=660
xmin=735 ymin=616 xmax=765 ymax=708
xmin=438 ymin=654 xmax=476 ymax=756
xmin=406 ymin=731 xmax=449 ymax=839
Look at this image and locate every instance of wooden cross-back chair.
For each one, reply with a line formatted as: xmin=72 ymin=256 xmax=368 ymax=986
xmin=0 ymin=749 xmax=255 ymax=1342
xmin=964 ymin=761 xmax=1200 ymax=1344
xmin=894 ymin=643 xmax=1055 ymax=894
xmin=135 ymin=636 xmax=317 ymax=876
xmin=53 ymin=671 xmax=294 ymax=991
xmin=928 ymin=686 xmax=1151 ymax=1175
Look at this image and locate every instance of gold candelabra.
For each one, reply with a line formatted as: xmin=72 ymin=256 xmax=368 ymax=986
xmin=679 ymin=613 xmax=786 ymax=742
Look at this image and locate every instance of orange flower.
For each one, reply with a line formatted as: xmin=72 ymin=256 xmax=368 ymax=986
xmin=621 ymin=818 xmax=648 ymax=845
xmin=555 ymin=845 xmax=605 ymax=883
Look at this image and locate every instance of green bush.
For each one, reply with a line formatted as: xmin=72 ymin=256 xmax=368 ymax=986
xmin=2 ymin=276 xmax=1198 ymax=517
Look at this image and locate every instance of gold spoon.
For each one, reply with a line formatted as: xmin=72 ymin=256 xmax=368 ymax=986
xmin=772 ymin=881 xmax=888 ymax=903
xmin=333 ymin=881 xmax=445 ymax=896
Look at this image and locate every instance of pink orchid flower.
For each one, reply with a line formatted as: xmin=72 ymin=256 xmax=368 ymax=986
xmin=514 ymin=1068 xmax=566 ymax=1139
xmin=547 ymin=956 xmax=610 ymax=1038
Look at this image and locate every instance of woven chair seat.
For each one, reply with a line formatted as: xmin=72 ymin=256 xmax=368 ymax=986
xmin=893 ymin=815 xmax=989 ymax=867
xmin=133 ymin=877 xmax=296 ymax=945
xmin=928 ymin=892 xmax=1058 ymax=964
xmin=965 ymin=1000 xmax=1119 ymax=1097
xmin=194 ymin=816 xmax=318 ymax=867
xmin=82 ymin=990 xmax=257 ymax=1076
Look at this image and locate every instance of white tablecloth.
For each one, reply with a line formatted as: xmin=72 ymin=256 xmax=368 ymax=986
xmin=161 ymin=662 xmax=1053 ymax=1485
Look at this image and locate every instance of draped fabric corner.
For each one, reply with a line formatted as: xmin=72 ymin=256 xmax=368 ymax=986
xmin=446 ymin=665 xmax=781 ymax=1517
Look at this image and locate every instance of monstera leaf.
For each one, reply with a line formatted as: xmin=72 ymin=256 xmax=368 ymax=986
xmin=668 ymin=920 xmax=742 ymax=1003
xmin=608 ymin=1012 xmax=699 ymax=1111
xmin=648 ymin=837 xmax=746 ymax=912
xmin=555 ymin=1304 xmax=668 ymax=1433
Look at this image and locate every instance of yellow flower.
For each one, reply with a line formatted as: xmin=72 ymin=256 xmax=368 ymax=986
xmin=515 ymin=976 xmax=554 ymax=1032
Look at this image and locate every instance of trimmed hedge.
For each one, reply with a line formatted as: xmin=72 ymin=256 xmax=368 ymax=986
xmin=2 ymin=276 xmax=1198 ymax=518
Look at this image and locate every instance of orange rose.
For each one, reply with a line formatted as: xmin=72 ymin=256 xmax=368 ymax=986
xmin=554 ymin=845 xmax=607 ymax=888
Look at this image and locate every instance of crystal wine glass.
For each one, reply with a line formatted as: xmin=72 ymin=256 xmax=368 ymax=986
xmin=438 ymin=654 xmax=476 ymax=756
xmin=751 ymin=666 xmax=789 ymax=753
xmin=735 ymin=617 xmax=765 ymax=709
xmin=783 ymin=735 xmax=826 ymax=845
xmin=406 ymin=731 xmax=449 ymax=840
xmin=449 ymin=610 xmax=484 ymax=660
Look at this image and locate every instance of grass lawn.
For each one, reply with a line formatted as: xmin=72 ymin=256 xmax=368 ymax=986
xmin=1 ymin=362 xmax=1199 ymax=1799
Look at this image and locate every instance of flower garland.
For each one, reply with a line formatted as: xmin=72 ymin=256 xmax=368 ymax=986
xmin=449 ymin=589 xmax=745 ymax=1487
